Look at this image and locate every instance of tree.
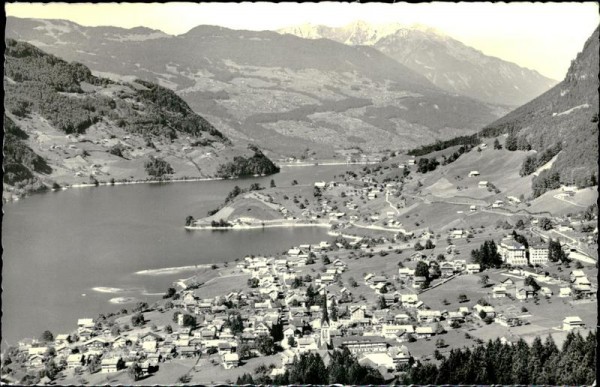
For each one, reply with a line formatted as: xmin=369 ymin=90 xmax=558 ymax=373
xmin=127 ymin=362 xmax=142 ymax=381
xmin=414 ymin=242 xmax=424 ymax=251
xmin=424 ymin=239 xmax=435 ymax=249
xmin=520 ymin=155 xmax=537 ymax=176
xmin=479 ymin=275 xmax=489 ymax=286
xmin=287 ymin=336 xmax=296 ymax=348
xmin=525 ymin=276 xmax=541 ymax=291
xmin=237 ymin=344 xmax=253 ymax=359
xmin=247 ymin=277 xmax=259 ymax=288
xmin=435 ymin=338 xmax=446 ymax=348
xmin=181 ymin=314 xmax=196 ymax=328
xmin=471 ymin=240 xmax=503 ymax=269
xmin=516 ymin=219 xmax=525 ymax=230
xmin=87 ymin=355 xmax=100 ymax=374
xmin=185 ymin=216 xmax=195 ymax=226
xmin=270 ymin=179 xmax=276 ymax=188
xmin=144 ymin=157 xmax=173 ymax=177
xmin=539 ymin=218 xmax=553 ymax=230
xmin=493 ymin=138 xmax=502 ymax=150
xmin=548 ymin=239 xmax=567 ymax=263
xmin=44 ymin=359 xmax=59 ymax=380
xmin=110 ymin=325 xmax=121 ymax=337
xmin=458 ymin=294 xmax=468 ymax=303
xmin=225 ymin=312 xmax=244 ymax=335
xmin=164 ymin=325 xmax=173 ymax=334
xmin=133 ymin=301 xmax=148 ymax=312
xmin=256 ymin=335 xmax=276 ymax=356
xmin=131 ymin=313 xmax=145 ymax=327
xmin=505 ymin=132 xmax=518 ymax=151
xmin=415 ymin=261 xmax=430 ymax=280
xmin=40 ymin=330 xmax=54 ymax=342
xmin=164 ymin=287 xmax=177 ymax=298
xmin=378 ymin=296 xmax=387 ymax=309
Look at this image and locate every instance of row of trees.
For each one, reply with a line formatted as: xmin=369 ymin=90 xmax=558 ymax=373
xmin=236 ymin=348 xmax=384 ymax=385
xmin=144 ymin=157 xmax=174 ymax=178
xmin=407 ymin=135 xmax=479 ymax=157
xmin=519 ymin=142 xmax=562 ymax=176
xmin=399 ymin=331 xmax=595 ymax=385
xmin=416 ymin=157 xmax=440 ymax=173
xmin=471 ymin=240 xmax=503 ymax=269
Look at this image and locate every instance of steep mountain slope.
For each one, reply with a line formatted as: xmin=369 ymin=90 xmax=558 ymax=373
xmin=5 ymin=17 xmax=505 ymax=155
xmin=481 ymin=26 xmax=599 ymax=193
xmin=440 ymin=26 xmax=600 ymax=197
xmin=3 ymin=40 xmax=278 ymax=198
xmin=278 ymin=21 xmax=557 ymax=106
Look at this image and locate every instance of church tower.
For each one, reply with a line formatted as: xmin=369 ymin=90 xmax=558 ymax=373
xmin=320 ymin=290 xmax=331 ymax=348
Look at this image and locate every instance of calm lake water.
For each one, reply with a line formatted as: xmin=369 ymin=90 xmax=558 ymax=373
xmin=2 ymin=165 xmax=358 ymax=347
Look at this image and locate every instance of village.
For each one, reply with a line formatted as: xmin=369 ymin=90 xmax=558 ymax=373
xmin=3 ymin=142 xmax=597 ymax=385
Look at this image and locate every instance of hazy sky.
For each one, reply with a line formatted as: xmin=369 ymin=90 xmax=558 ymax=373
xmin=5 ymin=2 xmax=599 ymax=80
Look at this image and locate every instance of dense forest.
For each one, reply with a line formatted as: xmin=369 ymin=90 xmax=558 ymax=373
xmin=399 ymin=331 xmax=595 ymax=385
xmin=407 ymin=134 xmax=479 ymax=156
xmin=3 ymin=115 xmax=51 ymax=187
xmin=236 ymin=347 xmax=384 ymax=385
xmin=216 ymin=147 xmax=280 ymax=178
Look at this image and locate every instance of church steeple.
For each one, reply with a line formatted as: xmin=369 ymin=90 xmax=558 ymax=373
xmin=321 ymin=289 xmax=329 ymax=324
xmin=320 ymin=289 xmax=331 ymax=349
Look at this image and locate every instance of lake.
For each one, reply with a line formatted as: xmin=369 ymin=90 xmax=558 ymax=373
xmin=1 ymin=164 xmax=359 ymax=347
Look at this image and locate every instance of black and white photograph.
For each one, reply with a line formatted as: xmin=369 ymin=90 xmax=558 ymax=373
xmin=2 ymin=2 xmax=598 ymax=385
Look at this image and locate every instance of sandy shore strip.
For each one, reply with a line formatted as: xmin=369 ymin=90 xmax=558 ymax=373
xmin=91 ymin=287 xmax=128 ymax=294
xmin=109 ymin=297 xmax=139 ymax=304
xmin=185 ymin=221 xmax=331 ymax=231
xmin=135 ymin=264 xmax=213 ymax=276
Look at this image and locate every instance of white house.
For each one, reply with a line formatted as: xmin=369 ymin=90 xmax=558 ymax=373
xmin=562 ymin=316 xmax=585 ymax=331
xmin=529 ymin=245 xmax=549 ymax=265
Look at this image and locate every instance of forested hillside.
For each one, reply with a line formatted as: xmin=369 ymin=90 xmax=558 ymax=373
xmin=3 ymin=115 xmax=51 ymax=191
xmin=3 ymin=40 xmax=279 ymax=199
xmin=5 ymin=39 xmax=225 ymax=141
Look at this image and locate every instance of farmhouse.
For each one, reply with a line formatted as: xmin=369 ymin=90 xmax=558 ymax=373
xmin=101 ymin=357 xmax=123 ymax=373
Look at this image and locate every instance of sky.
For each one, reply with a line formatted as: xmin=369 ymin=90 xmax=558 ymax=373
xmin=5 ymin=2 xmax=599 ymax=80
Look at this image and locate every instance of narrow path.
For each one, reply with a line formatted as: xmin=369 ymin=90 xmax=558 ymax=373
xmin=552 ymin=194 xmax=586 ymax=208
xmin=385 ymin=191 xmax=401 ymax=215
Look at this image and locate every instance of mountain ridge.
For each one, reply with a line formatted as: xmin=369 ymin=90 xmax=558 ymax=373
xmin=278 ymin=20 xmax=557 ymax=106
xmin=6 ymin=16 xmax=506 ymax=155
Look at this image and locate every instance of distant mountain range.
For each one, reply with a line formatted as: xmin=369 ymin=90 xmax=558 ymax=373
xmin=482 ymin=26 xmax=599 ymax=190
xmin=5 ymin=17 xmax=507 ymax=155
xmin=278 ymin=21 xmax=557 ymax=106
xmin=3 ymin=39 xmax=278 ymax=194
